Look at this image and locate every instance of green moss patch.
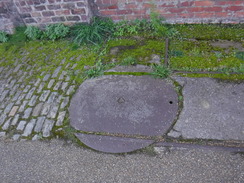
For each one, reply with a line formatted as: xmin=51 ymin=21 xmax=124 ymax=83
xmin=172 ymin=24 xmax=244 ymax=41
xmin=169 ymin=39 xmax=244 ymax=72
xmin=0 ymin=40 xmax=99 ymax=84
xmin=103 ymin=38 xmax=165 ymax=64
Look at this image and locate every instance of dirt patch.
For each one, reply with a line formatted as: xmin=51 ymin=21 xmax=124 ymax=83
xmin=110 ymin=45 xmax=136 ymax=55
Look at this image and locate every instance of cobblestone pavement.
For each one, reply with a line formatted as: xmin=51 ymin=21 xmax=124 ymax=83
xmin=0 ymin=60 xmax=77 ymax=141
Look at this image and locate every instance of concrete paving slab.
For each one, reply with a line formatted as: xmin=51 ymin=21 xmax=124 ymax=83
xmin=105 ymin=65 xmax=152 ymax=73
xmin=69 ymin=75 xmax=179 ymax=136
xmin=169 ymin=77 xmax=244 ymax=141
xmin=75 ymin=133 xmax=154 ymax=153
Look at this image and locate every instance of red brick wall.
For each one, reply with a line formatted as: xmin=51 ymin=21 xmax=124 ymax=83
xmin=0 ymin=0 xmax=243 ymax=33
xmin=95 ymin=0 xmax=244 ymax=23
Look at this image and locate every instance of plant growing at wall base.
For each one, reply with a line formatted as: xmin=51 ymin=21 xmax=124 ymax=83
xmin=0 ymin=31 xmax=8 ymax=43
xmin=150 ymin=12 xmax=180 ymax=38
xmin=24 ymin=26 xmax=43 ymax=40
xmin=8 ymin=26 xmax=27 ymax=43
xmin=71 ymin=16 xmax=114 ymax=45
xmin=44 ymin=23 xmax=70 ymax=41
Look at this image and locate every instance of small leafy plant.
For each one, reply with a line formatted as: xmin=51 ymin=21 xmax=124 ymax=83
xmin=84 ymin=60 xmax=105 ymax=78
xmin=151 ymin=64 xmax=171 ymax=78
xmin=45 ymin=23 xmax=70 ymax=41
xmin=24 ymin=26 xmax=43 ymax=40
xmin=113 ymin=19 xmax=154 ymax=37
xmin=0 ymin=31 xmax=8 ymax=43
xmin=121 ymin=56 xmax=137 ymax=66
xmin=236 ymin=51 xmax=244 ymax=61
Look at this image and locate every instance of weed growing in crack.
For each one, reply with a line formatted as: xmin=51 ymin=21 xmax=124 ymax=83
xmin=121 ymin=56 xmax=137 ymax=66
xmin=24 ymin=26 xmax=43 ymax=41
xmin=0 ymin=31 xmax=8 ymax=43
xmin=151 ymin=64 xmax=171 ymax=78
xmin=84 ymin=60 xmax=105 ymax=78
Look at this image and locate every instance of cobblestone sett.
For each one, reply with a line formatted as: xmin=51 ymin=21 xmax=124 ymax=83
xmin=32 ymin=134 xmax=41 ymax=141
xmin=65 ymin=63 xmax=70 ymax=69
xmin=12 ymin=134 xmax=20 ymax=141
xmin=12 ymin=90 xmax=22 ymax=101
xmin=47 ymin=104 xmax=59 ymax=119
xmin=9 ymin=106 xmax=19 ymax=117
xmin=18 ymin=75 xmax=25 ymax=83
xmin=59 ymin=71 xmax=67 ymax=80
xmin=16 ymin=93 xmax=26 ymax=105
xmin=8 ymin=79 xmax=17 ymax=89
xmin=47 ymin=92 xmax=58 ymax=103
xmin=28 ymin=95 xmax=38 ymax=106
xmin=66 ymin=85 xmax=75 ymax=95
xmin=17 ymin=121 xmax=27 ymax=131
xmin=47 ymin=79 xmax=55 ymax=88
xmin=39 ymin=90 xmax=51 ymax=102
xmin=0 ymin=90 xmax=9 ymax=101
xmin=61 ymin=82 xmax=69 ymax=92
xmin=6 ymin=75 xmax=12 ymax=84
xmin=19 ymin=100 xmax=28 ymax=112
xmin=60 ymin=96 xmax=70 ymax=109
xmin=5 ymin=69 xmax=14 ymax=78
xmin=2 ymin=118 xmax=12 ymax=130
xmin=4 ymin=103 xmax=14 ymax=114
xmin=34 ymin=116 xmax=46 ymax=133
xmin=25 ymin=87 xmax=36 ymax=100
xmin=0 ymin=102 xmax=5 ymax=109
xmin=32 ymin=103 xmax=43 ymax=117
xmin=22 ymin=119 xmax=36 ymax=137
xmin=37 ymin=82 xmax=45 ymax=93
xmin=23 ymin=108 xmax=33 ymax=119
xmin=42 ymin=119 xmax=55 ymax=137
xmin=11 ymin=114 xmax=19 ymax=126
xmin=65 ymin=75 xmax=70 ymax=81
xmin=53 ymin=81 xmax=62 ymax=90
xmin=10 ymin=84 xmax=19 ymax=95
xmin=23 ymin=85 xmax=31 ymax=93
xmin=52 ymin=66 xmax=62 ymax=78
xmin=13 ymin=64 xmax=22 ymax=73
xmin=0 ymin=113 xmax=7 ymax=126
xmin=71 ymin=63 xmax=77 ymax=69
xmin=34 ymin=78 xmax=41 ymax=87
xmin=56 ymin=111 xmax=66 ymax=126
xmin=55 ymin=95 xmax=63 ymax=104
xmin=43 ymin=74 xmax=51 ymax=81
xmin=41 ymin=103 xmax=51 ymax=115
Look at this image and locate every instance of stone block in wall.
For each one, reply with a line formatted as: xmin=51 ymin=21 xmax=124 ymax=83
xmin=13 ymin=0 xmax=91 ymax=27
xmin=0 ymin=0 xmax=24 ymax=33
